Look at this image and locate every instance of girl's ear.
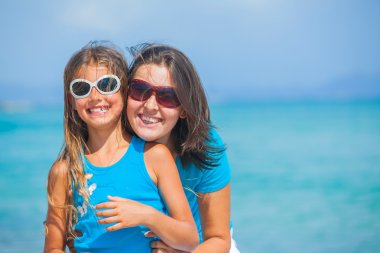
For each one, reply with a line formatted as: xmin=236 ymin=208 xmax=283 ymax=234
xmin=179 ymin=110 xmax=186 ymax=119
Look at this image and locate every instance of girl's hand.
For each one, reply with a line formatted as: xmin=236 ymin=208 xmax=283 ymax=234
xmin=150 ymin=239 xmax=190 ymax=253
xmin=95 ymin=196 xmax=155 ymax=231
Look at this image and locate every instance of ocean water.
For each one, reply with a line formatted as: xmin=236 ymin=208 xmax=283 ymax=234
xmin=1 ymin=100 xmax=380 ymax=253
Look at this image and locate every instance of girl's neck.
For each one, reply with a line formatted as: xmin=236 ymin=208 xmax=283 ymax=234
xmin=86 ymin=122 xmax=130 ymax=156
xmin=85 ymin=123 xmax=131 ymax=167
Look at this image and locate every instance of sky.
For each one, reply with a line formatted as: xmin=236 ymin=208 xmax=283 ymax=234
xmin=0 ymin=0 xmax=380 ymax=104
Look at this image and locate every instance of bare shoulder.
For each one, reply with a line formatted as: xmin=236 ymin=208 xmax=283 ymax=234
xmin=144 ymin=142 xmax=177 ymax=183
xmin=49 ymin=159 xmax=69 ymax=179
xmin=144 ymin=142 xmax=174 ymax=162
xmin=47 ymin=159 xmax=70 ymax=194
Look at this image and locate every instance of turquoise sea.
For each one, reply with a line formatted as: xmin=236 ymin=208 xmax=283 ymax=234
xmin=1 ymin=100 xmax=380 ymax=253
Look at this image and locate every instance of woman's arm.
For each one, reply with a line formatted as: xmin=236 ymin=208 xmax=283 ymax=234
xmin=193 ymin=183 xmax=231 ymax=252
xmin=150 ymin=184 xmax=231 ymax=253
xmin=43 ymin=160 xmax=69 ymax=253
xmin=96 ymin=143 xmax=199 ymax=252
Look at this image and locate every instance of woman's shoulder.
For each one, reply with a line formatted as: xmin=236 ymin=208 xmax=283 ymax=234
xmin=208 ymin=128 xmax=224 ymax=146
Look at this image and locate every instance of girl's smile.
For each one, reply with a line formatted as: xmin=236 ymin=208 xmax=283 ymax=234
xmin=87 ymin=105 xmax=110 ymax=116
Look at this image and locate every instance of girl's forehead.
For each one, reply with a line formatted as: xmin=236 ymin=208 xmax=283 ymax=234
xmin=75 ymin=63 xmax=110 ymax=79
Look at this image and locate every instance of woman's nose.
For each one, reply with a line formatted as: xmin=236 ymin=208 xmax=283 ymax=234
xmin=144 ymin=94 xmax=159 ymax=111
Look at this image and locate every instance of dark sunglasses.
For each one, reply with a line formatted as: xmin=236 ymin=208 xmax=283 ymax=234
xmin=128 ymin=79 xmax=180 ymax=108
xmin=69 ymin=75 xmax=121 ymax=99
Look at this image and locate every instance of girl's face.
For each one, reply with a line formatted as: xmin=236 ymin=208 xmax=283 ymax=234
xmin=72 ymin=63 xmax=124 ymax=132
xmin=127 ymin=64 xmax=183 ymax=147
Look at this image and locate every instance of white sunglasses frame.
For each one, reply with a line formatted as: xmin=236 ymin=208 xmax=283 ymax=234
xmin=69 ymin=74 xmax=121 ymax=99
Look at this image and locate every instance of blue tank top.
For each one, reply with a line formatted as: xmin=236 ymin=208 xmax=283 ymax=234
xmin=73 ymin=135 xmax=166 ymax=253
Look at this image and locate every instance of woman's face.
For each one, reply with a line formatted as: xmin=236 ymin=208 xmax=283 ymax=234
xmin=127 ymin=64 xmax=183 ymax=147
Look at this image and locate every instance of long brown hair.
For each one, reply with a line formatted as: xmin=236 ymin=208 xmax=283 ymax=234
xmin=128 ymin=43 xmax=224 ymax=170
xmin=47 ymin=41 xmax=128 ymax=239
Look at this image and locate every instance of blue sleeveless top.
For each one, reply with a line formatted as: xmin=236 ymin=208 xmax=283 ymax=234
xmin=73 ymin=135 xmax=166 ymax=253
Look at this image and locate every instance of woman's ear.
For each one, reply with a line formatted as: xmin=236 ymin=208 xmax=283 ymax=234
xmin=179 ymin=110 xmax=186 ymax=119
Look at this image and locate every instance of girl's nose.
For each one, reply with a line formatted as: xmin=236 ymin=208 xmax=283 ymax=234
xmin=144 ymin=94 xmax=159 ymax=111
xmin=88 ymin=87 xmax=101 ymax=100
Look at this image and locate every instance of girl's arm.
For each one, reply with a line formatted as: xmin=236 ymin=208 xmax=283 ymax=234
xmin=96 ymin=143 xmax=199 ymax=252
xmin=43 ymin=161 xmax=69 ymax=253
xmin=145 ymin=143 xmax=199 ymax=251
xmin=150 ymin=184 xmax=231 ymax=253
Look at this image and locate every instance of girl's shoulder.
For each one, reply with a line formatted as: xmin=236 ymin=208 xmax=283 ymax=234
xmin=48 ymin=159 xmax=69 ymax=184
xmin=144 ymin=142 xmax=173 ymax=163
xmin=143 ymin=142 xmax=176 ymax=183
xmin=47 ymin=159 xmax=70 ymax=204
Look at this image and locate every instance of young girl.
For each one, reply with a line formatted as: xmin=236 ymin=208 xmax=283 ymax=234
xmin=43 ymin=42 xmax=198 ymax=253
xmin=97 ymin=43 xmax=240 ymax=252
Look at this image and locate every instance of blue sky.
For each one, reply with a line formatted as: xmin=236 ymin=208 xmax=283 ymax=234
xmin=1 ymin=0 xmax=379 ymax=104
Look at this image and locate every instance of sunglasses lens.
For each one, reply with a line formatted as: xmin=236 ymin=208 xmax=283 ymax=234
xmin=157 ymin=89 xmax=180 ymax=108
xmin=71 ymin=81 xmax=91 ymax=97
xmin=97 ymin=77 xmax=119 ymax=93
xmin=129 ymin=82 xmax=152 ymax=101
xmin=129 ymin=80 xmax=180 ymax=108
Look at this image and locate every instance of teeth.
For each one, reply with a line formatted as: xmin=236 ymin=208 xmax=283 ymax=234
xmin=89 ymin=107 xmax=109 ymax=113
xmin=141 ymin=115 xmax=159 ymax=123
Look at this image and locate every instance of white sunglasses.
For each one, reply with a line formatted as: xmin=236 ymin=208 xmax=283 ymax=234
xmin=69 ymin=74 xmax=121 ymax=99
